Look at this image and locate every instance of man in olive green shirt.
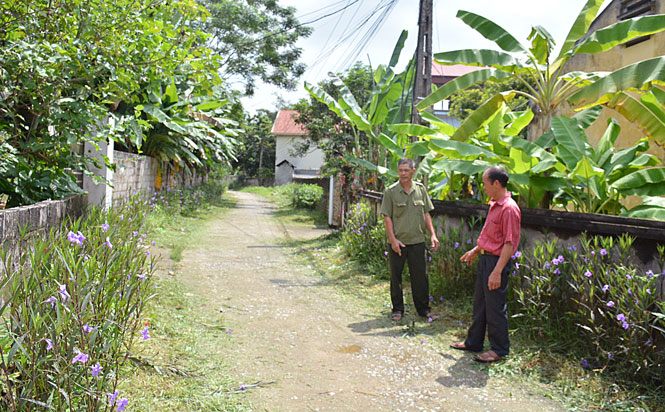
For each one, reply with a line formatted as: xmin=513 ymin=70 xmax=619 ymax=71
xmin=381 ymin=158 xmax=439 ymax=322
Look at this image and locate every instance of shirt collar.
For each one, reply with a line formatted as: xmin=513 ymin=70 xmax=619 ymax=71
xmin=399 ymin=181 xmax=415 ymax=194
xmin=490 ymin=191 xmax=512 ymax=207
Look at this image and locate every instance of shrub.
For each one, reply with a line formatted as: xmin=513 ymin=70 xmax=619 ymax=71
xmin=511 ymin=233 xmax=665 ymax=383
xmin=291 ymin=184 xmax=323 ymax=209
xmin=341 ymin=202 xmax=388 ymax=277
xmin=0 ymin=194 xmax=154 ymax=411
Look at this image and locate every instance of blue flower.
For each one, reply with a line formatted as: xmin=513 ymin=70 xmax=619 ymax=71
xmin=57 ymin=284 xmax=70 ymax=301
xmin=102 ymin=222 xmax=109 ymax=233
xmin=617 ymin=313 xmax=626 ymax=322
xmin=602 ymin=284 xmax=609 ymax=292
xmin=606 ymin=301 xmax=615 ymax=308
xmin=600 ymin=248 xmax=608 ymax=256
xmin=622 ymin=321 xmax=629 ymax=330
xmin=454 ymin=242 xmax=459 ymax=249
xmin=45 ymin=338 xmax=53 ymax=351
xmin=584 ymin=271 xmax=592 ymax=278
xmin=44 ymin=296 xmax=57 ymax=309
xmin=581 ymin=359 xmax=588 ymax=369
xmin=116 ymin=398 xmax=129 ymax=411
xmin=83 ymin=324 xmax=94 ymax=334
xmin=141 ymin=326 xmax=150 ymax=340
xmin=91 ymin=363 xmax=102 ymax=377
xmin=72 ymin=351 xmax=89 ymax=364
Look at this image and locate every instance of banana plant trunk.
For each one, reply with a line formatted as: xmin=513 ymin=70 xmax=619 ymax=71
xmin=527 ymin=112 xmax=553 ymax=142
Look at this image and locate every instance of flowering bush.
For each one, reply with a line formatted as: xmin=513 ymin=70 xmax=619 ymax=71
xmin=341 ymin=202 xmax=388 ymax=276
xmin=0 ymin=192 xmax=159 ymax=411
xmin=511 ymin=233 xmax=665 ymax=382
xmin=427 ymin=218 xmax=482 ymax=298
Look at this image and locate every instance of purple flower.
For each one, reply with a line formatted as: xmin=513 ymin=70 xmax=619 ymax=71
xmin=622 ymin=322 xmax=629 ymax=330
xmin=553 ymin=268 xmax=561 ymax=275
xmin=83 ymin=324 xmax=93 ymax=334
xmin=602 ymin=284 xmax=609 ymax=292
xmin=104 ymin=237 xmax=113 ymax=249
xmin=116 ymin=398 xmax=128 ymax=411
xmin=626 ymin=273 xmax=633 ymax=280
xmin=384 ymin=251 xmax=388 ymax=256
xmin=600 ymin=248 xmax=608 ymax=256
xmin=608 ymin=353 xmax=612 ymax=359
xmin=137 ymin=273 xmax=147 ymax=280
xmin=439 ymin=296 xmax=444 ymax=302
xmin=617 ymin=313 xmax=626 ymax=322
xmin=514 ymin=251 xmax=522 ymax=258
xmin=544 ymin=262 xmax=551 ymax=269
xmin=420 ymin=339 xmax=425 ymax=344
xmin=57 ymin=284 xmax=70 ymax=301
xmin=427 ymin=317 xmax=433 ymax=323
xmin=44 ymin=296 xmax=57 ymax=309
xmin=646 ymin=270 xmax=654 ymax=278
xmin=628 ymin=288 xmax=632 ymax=295
xmin=591 ymin=251 xmax=595 ymax=256
xmin=454 ymin=242 xmax=459 ymax=249
xmin=552 ymin=258 xmax=560 ymax=266
xmin=515 ymin=262 xmax=520 ymax=269
xmin=102 ymin=222 xmax=109 ymax=233
xmin=428 ymin=256 xmax=432 ymax=262
xmin=152 ymin=241 xmax=156 ymax=246
xmin=581 ymin=359 xmax=588 ymax=369
xmin=466 ymin=239 xmax=472 ymax=244
xmin=647 ymin=289 xmax=652 ymax=295
xmin=225 ymin=330 xmax=232 ymax=334
xmin=45 ymin=338 xmax=53 ymax=351
xmin=429 ymin=296 xmax=434 ymax=302
xmin=67 ymin=231 xmax=85 ymax=246
xmin=128 ymin=217 xmax=133 ymax=222
xmin=132 ymin=231 xmax=139 ymax=237
xmin=119 ymin=215 xmax=124 ymax=221
xmin=141 ymin=326 xmax=150 ymax=340
xmin=91 ymin=363 xmax=102 ymax=377
xmin=567 ymin=245 xmax=577 ymax=251
xmin=240 ymin=385 xmax=246 ymax=391
xmin=145 ymin=251 xmax=151 ymax=257
xmin=584 ymin=271 xmax=592 ymax=278
xmin=606 ymin=301 xmax=615 ymax=308
xmin=108 ymin=390 xmax=119 ymax=404
xmin=72 ymin=351 xmax=89 ymax=364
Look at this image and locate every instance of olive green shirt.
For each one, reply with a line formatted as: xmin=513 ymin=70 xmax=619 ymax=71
xmin=381 ymin=180 xmax=434 ymax=245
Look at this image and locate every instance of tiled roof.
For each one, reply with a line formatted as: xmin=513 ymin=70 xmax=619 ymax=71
xmin=432 ymin=63 xmax=485 ymax=77
xmin=271 ymin=110 xmax=307 ymax=136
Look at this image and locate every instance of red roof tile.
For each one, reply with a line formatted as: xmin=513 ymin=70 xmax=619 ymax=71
xmin=432 ymin=63 xmax=485 ymax=77
xmin=271 ymin=110 xmax=307 ymax=136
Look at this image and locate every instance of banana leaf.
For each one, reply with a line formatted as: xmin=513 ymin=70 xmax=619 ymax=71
xmin=551 ymin=116 xmax=590 ymax=169
xmin=552 ymin=0 xmax=605 ymax=72
xmin=574 ymin=14 xmax=665 ymax=54
xmin=456 ymin=10 xmax=526 ymax=53
xmin=433 ymin=49 xmax=523 ymax=73
xmin=612 ymin=167 xmax=665 ymax=195
xmin=604 ymin=91 xmax=665 ymax=145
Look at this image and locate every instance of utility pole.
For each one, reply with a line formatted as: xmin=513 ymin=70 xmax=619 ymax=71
xmin=410 ymin=0 xmax=433 ymax=128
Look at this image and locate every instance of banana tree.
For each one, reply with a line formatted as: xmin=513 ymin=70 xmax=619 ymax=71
xmin=416 ymin=0 xmax=665 ymax=142
xmin=304 ymin=30 xmax=417 ymax=187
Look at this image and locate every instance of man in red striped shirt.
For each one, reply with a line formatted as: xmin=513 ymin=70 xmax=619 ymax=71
xmin=450 ymin=166 xmax=521 ymax=363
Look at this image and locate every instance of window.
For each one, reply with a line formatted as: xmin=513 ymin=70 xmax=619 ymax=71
xmin=619 ymin=0 xmax=655 ymax=46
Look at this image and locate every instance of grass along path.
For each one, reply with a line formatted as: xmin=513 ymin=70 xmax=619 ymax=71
xmin=121 ymin=190 xmax=565 ymax=412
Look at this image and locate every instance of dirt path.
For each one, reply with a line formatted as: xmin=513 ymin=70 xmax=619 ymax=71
xmin=177 ymin=191 xmax=561 ymax=412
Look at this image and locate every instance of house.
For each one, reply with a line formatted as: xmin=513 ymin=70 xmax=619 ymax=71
xmin=431 ymin=63 xmax=485 ymax=127
xmin=271 ymin=110 xmax=325 ymax=185
xmin=562 ymin=0 xmax=665 ymax=158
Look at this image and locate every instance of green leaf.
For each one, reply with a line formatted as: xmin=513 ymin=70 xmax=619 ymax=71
xmin=407 ymin=141 xmax=432 ymax=157
xmin=572 ymin=156 xmax=604 ymax=183
xmin=568 ymin=56 xmax=665 ymax=109
xmin=612 ymin=167 xmax=665 ymax=195
xmin=503 ymin=109 xmax=534 ymax=136
xmin=552 ymin=0 xmax=605 ymax=71
xmin=528 ymin=25 xmax=555 ymax=65
xmin=163 ymin=81 xmax=178 ymax=105
xmin=451 ymin=92 xmax=514 ymax=141
xmin=623 ymin=204 xmax=665 ymax=220
xmin=550 ymin=116 xmax=590 ymax=169
xmin=573 ymin=105 xmax=603 ymax=129
xmin=417 ymin=68 xmax=511 ymax=111
xmin=346 ymin=157 xmax=397 ymax=179
xmin=389 ymin=123 xmax=445 ymax=139
xmin=434 ymin=49 xmax=522 ymax=73
xmin=430 ymin=158 xmax=493 ymax=175
xmin=456 ymin=10 xmax=526 ymax=53
xmin=377 ymin=133 xmax=404 ymax=156
xmin=389 ymin=30 xmax=408 ymax=68
xmin=420 ymin=111 xmax=458 ymax=136
xmin=593 ymin=118 xmax=620 ymax=166
xmin=604 ymin=91 xmax=665 ymax=145
xmin=429 ymin=138 xmax=501 ymax=160
xmin=333 ymin=77 xmax=372 ymax=133
xmin=575 ymin=15 xmax=665 ymax=54
xmin=304 ymin=81 xmax=352 ymax=124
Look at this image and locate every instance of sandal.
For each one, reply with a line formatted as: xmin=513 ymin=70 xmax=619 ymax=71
xmin=422 ymin=312 xmax=439 ymax=321
xmin=450 ymin=342 xmax=475 ymax=352
xmin=474 ymin=350 xmax=503 ymax=363
xmin=391 ymin=312 xmax=403 ymax=321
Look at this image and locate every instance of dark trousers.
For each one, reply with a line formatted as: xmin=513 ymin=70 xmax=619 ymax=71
xmin=464 ymin=254 xmax=510 ymax=356
xmin=389 ymin=242 xmax=431 ymax=316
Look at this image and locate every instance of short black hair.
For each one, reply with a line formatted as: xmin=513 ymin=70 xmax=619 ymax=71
xmin=398 ymin=158 xmax=415 ymax=169
xmin=486 ymin=166 xmax=509 ymax=187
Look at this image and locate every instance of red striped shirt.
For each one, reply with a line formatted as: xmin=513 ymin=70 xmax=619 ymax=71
xmin=477 ymin=192 xmax=521 ymax=256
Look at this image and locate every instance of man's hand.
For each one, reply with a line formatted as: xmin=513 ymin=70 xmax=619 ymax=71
xmin=391 ymin=239 xmax=405 ymax=256
xmin=430 ymin=235 xmax=440 ymax=252
xmin=488 ymin=270 xmax=501 ymax=290
xmin=460 ymin=247 xmax=478 ymax=266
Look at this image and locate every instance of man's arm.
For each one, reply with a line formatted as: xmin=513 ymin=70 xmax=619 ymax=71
xmin=488 ymin=242 xmax=513 ymax=290
xmin=424 ymin=212 xmax=439 ymax=251
xmin=384 ymin=215 xmax=405 ymax=256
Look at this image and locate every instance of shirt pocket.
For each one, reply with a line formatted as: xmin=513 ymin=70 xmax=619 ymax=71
xmin=394 ymin=202 xmax=407 ymax=218
xmin=413 ymin=199 xmax=425 ymax=209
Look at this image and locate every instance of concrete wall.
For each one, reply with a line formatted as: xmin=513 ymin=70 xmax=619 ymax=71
xmin=112 ymin=151 xmax=160 ymax=199
xmin=0 ymin=194 xmax=87 ymax=278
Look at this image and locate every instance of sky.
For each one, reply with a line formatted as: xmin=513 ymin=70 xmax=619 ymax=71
xmin=241 ymin=0 xmax=610 ymax=114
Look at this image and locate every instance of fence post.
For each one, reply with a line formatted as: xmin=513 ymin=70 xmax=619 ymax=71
xmin=82 ymin=119 xmax=114 ymax=209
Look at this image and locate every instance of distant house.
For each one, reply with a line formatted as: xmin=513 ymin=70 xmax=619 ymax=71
xmin=271 ymin=110 xmax=325 ymax=185
xmin=430 ymin=63 xmax=485 ymax=127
